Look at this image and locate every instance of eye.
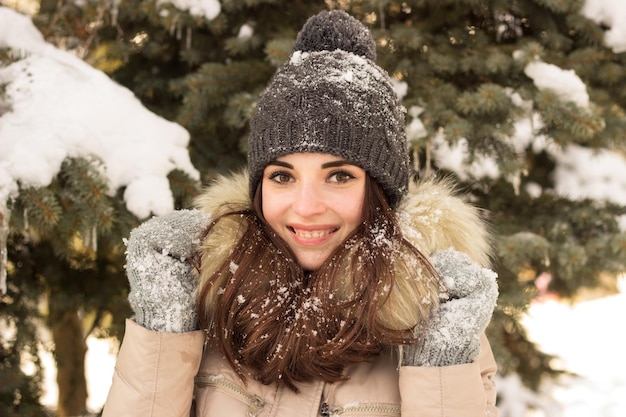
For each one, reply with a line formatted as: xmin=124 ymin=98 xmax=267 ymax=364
xmin=267 ymin=170 xmax=293 ymax=184
xmin=328 ymin=170 xmax=356 ymax=184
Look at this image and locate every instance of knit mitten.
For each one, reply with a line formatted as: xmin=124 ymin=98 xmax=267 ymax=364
xmin=126 ymin=209 xmax=212 ymax=333
xmin=402 ymin=248 xmax=498 ymax=367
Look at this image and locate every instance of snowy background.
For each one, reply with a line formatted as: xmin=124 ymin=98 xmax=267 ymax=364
xmin=520 ymin=277 xmax=626 ymax=417
xmin=2 ymin=0 xmax=626 ymax=415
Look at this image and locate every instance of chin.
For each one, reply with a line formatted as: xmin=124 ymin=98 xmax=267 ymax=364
xmin=296 ymin=256 xmax=327 ymax=272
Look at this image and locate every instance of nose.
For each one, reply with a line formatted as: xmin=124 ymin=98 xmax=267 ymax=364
xmin=292 ymin=182 xmax=326 ymax=217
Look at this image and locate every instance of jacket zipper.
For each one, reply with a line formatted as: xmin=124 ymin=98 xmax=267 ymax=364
xmin=195 ymin=374 xmax=265 ymax=417
xmin=320 ymin=401 xmax=401 ymax=416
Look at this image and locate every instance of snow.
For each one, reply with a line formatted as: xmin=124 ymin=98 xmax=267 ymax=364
xmin=429 ymin=0 xmax=626 ymax=212
xmin=40 ymin=336 xmax=118 ymax=412
xmin=435 ymin=52 xmax=626 ymax=212
xmin=238 ymin=23 xmax=254 ymax=40
xmin=0 ymin=6 xmax=200 ymax=222
xmin=523 ymin=61 xmax=589 ymax=109
xmin=406 ymin=105 xmax=428 ymax=142
xmin=157 ymin=0 xmax=220 ymax=20
xmin=1 ymin=0 xmax=626 ymax=415
xmin=581 ymin=0 xmax=626 ymax=53
xmin=552 ymin=145 xmax=626 ymax=205
xmin=516 ymin=275 xmax=626 ymax=417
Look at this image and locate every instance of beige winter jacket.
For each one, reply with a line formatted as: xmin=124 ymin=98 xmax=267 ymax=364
xmin=103 ymin=172 xmax=499 ymax=417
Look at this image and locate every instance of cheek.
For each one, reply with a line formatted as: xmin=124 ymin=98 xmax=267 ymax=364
xmin=261 ymin=187 xmax=283 ymax=229
xmin=339 ymin=189 xmax=365 ymax=229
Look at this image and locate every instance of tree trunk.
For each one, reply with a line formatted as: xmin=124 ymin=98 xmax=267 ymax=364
xmin=50 ymin=303 xmax=88 ymax=416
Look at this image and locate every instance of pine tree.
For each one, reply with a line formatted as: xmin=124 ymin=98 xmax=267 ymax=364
xmin=356 ymin=0 xmax=626 ymax=389
xmin=2 ymin=0 xmax=626 ymax=413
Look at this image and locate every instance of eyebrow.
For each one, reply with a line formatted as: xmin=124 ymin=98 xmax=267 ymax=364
xmin=267 ymin=159 xmax=358 ymax=169
xmin=321 ymin=160 xmax=358 ymax=169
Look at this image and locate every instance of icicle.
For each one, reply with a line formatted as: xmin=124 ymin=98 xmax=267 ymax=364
xmin=111 ymin=0 xmax=119 ymax=27
xmin=91 ymin=225 xmax=98 ymax=252
xmin=83 ymin=225 xmax=98 ymax=252
xmin=186 ymin=26 xmax=192 ymax=50
xmin=412 ymin=147 xmax=420 ymax=173
xmin=0 ymin=208 xmax=10 ymax=295
xmin=509 ymin=171 xmax=522 ymax=196
xmin=169 ymin=15 xmax=179 ymax=37
xmin=176 ymin=22 xmax=182 ymax=40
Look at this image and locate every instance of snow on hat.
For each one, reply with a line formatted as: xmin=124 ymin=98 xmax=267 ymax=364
xmin=247 ymin=10 xmax=410 ymax=208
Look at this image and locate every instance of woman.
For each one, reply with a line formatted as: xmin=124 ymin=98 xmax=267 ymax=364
xmin=103 ymin=10 xmax=499 ymax=417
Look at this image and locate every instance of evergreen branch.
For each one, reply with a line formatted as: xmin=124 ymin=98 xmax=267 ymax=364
xmin=264 ymin=38 xmax=294 ymax=67
xmin=18 ymin=187 xmax=62 ymax=232
xmin=177 ymin=60 xmax=271 ymax=128
xmin=566 ymin=14 xmax=607 ymax=47
xmin=167 ymin=169 xmax=202 ymax=208
xmin=534 ymin=90 xmax=604 ymax=143
xmin=455 ymin=83 xmax=513 ymax=117
xmin=224 ymin=92 xmax=257 ymax=129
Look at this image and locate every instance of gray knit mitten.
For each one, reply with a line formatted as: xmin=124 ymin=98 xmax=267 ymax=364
xmin=126 ymin=209 xmax=212 ymax=333
xmin=403 ymin=248 xmax=498 ymax=367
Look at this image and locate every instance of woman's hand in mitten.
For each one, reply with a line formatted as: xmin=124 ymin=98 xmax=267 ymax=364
xmin=126 ymin=209 xmax=212 ymax=333
xmin=402 ymin=248 xmax=498 ymax=367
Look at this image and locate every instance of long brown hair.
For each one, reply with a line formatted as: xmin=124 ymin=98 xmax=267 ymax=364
xmin=197 ymin=175 xmax=440 ymax=391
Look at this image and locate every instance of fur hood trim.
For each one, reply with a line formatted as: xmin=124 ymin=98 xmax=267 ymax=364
xmin=194 ymin=170 xmax=491 ymax=267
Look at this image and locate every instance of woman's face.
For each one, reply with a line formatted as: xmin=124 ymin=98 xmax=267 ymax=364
xmin=261 ymin=152 xmax=366 ymax=271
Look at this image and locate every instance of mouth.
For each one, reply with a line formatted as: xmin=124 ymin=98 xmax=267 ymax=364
xmin=288 ymin=226 xmax=338 ymax=240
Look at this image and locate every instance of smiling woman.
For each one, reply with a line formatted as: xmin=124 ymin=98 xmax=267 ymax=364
xmin=102 ymin=10 xmax=499 ymax=417
xmin=261 ymin=153 xmax=366 ymax=271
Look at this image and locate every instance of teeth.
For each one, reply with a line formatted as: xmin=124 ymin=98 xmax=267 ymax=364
xmin=295 ymin=229 xmax=332 ymax=239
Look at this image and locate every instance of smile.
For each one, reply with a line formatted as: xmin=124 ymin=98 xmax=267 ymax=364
xmin=289 ymin=226 xmax=337 ymax=239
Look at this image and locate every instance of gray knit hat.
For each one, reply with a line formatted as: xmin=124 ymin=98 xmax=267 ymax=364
xmin=248 ymin=10 xmax=410 ymax=208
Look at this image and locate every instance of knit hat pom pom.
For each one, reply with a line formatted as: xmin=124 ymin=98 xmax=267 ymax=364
xmin=293 ymin=10 xmax=376 ymax=60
